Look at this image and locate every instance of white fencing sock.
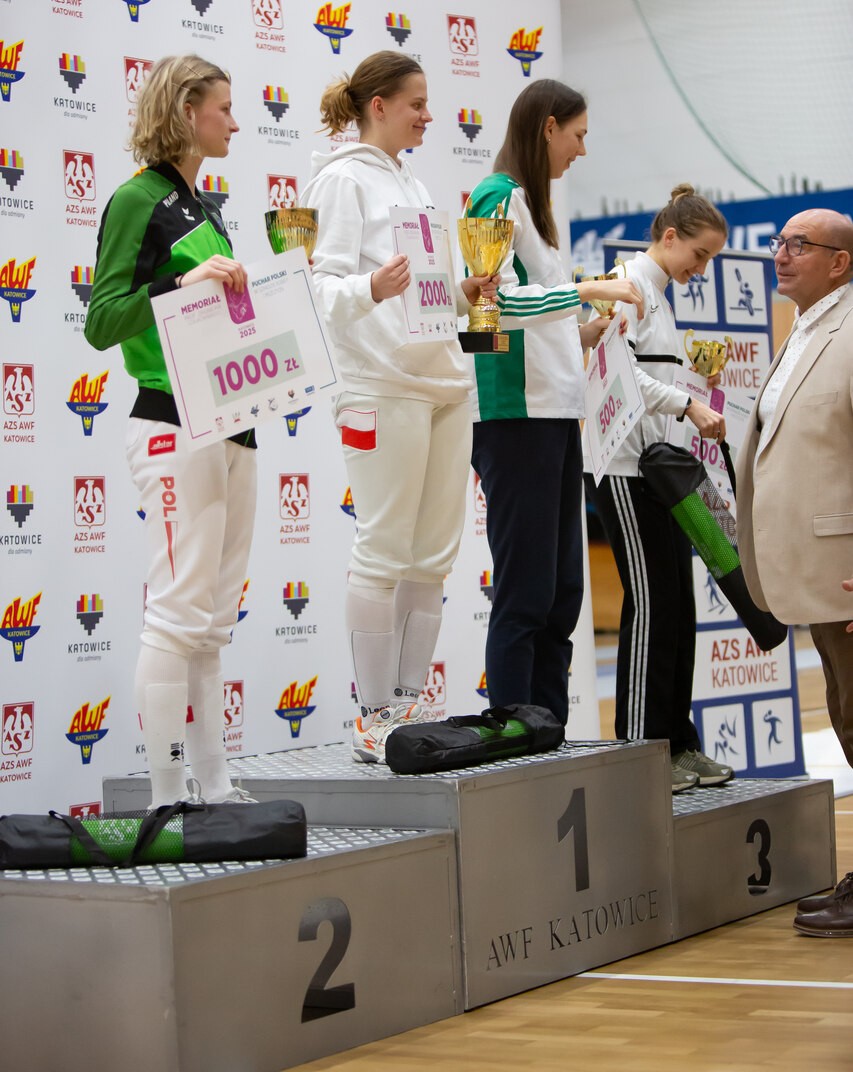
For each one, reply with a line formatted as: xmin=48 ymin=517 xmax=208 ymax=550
xmin=347 ymin=579 xmax=395 ymax=721
xmin=135 ymin=644 xmax=189 ymax=807
xmin=393 ymin=579 xmax=444 ymax=701
xmin=186 ymin=651 xmax=233 ymax=802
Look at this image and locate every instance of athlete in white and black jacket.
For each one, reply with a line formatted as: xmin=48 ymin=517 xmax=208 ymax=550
xmin=586 ymin=185 xmax=733 ymax=792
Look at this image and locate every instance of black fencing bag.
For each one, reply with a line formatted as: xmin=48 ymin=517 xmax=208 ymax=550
xmin=639 ymin=441 xmax=787 ymax=651
xmin=0 ymin=798 xmax=307 ymax=870
xmin=385 ymin=704 xmax=564 ymax=775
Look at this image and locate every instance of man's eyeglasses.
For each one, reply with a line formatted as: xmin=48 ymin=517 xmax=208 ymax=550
xmin=768 ymin=234 xmax=841 ymax=257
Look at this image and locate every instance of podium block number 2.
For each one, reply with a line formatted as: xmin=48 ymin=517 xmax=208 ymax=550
xmin=299 ymin=897 xmax=357 ymax=1022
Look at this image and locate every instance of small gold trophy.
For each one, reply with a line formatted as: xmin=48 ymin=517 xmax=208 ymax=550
xmin=683 ymin=329 xmax=733 ymax=377
xmin=457 ymin=204 xmax=514 ymax=353
xmin=264 ymin=207 xmax=319 ymax=259
xmin=571 ymin=258 xmax=628 ymax=318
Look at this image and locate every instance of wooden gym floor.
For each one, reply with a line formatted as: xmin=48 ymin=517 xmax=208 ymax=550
xmin=288 ymin=544 xmax=852 ymax=1072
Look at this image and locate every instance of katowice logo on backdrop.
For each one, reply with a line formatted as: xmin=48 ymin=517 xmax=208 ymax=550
xmin=480 ymin=569 xmax=494 ymax=603
xmin=66 ymin=695 xmax=110 ymax=764
xmin=385 ymin=13 xmax=411 ymax=47
xmin=67 ymin=370 xmax=109 ymax=435
xmin=120 ymin=0 xmax=152 ymax=23
xmin=0 ymin=256 xmax=36 ymax=323
xmin=507 ymin=26 xmax=543 ymax=76
xmin=275 ymin=676 xmax=318 ymax=738
xmin=263 ymin=85 xmax=289 ymax=121
xmin=458 ymin=107 xmax=482 ymax=142
xmin=76 ymin=594 xmax=104 ymax=635
xmin=314 ymin=3 xmax=353 ymax=54
xmin=70 ymin=265 xmax=93 ymax=307
xmin=6 ymin=485 xmax=34 ymax=528
xmin=1 ymin=592 xmax=41 ymax=663
xmin=4 ymin=362 xmax=34 ymax=416
xmin=283 ymin=582 xmax=309 ymax=619
xmin=0 ymin=39 xmax=26 ymax=103
xmin=201 ymin=174 xmax=228 ymax=209
xmin=0 ymin=148 xmax=24 ymax=191
xmin=58 ymin=53 xmax=86 ymax=93
xmin=268 ymin=174 xmax=297 ymax=210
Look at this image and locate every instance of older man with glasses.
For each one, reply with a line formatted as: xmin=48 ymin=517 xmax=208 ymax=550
xmin=735 ymin=208 xmax=853 ymax=938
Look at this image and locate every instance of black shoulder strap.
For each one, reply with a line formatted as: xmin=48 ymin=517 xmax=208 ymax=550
xmin=50 ymin=810 xmax=113 ymax=867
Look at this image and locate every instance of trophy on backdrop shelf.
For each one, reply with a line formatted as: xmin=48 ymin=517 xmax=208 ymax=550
xmin=264 ymin=207 xmax=319 ymax=258
xmin=683 ymin=329 xmax=733 ymax=377
xmin=457 ymin=202 xmax=514 ymax=353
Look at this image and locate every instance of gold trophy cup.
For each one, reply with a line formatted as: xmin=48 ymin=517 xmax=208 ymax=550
xmin=683 ymin=329 xmax=733 ymax=377
xmin=457 ymin=206 xmax=515 ymax=353
xmin=571 ymin=257 xmax=628 ymax=318
xmin=264 ymin=207 xmax=319 ymax=259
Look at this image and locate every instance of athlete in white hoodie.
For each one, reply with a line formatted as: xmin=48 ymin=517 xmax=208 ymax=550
xmin=302 ymin=52 xmax=495 ymax=763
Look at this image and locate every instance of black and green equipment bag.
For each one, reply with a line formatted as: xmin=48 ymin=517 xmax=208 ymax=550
xmin=0 ymin=798 xmax=307 ymax=870
xmin=384 ymin=704 xmax=564 ymax=775
xmin=639 ymin=441 xmax=787 ymax=652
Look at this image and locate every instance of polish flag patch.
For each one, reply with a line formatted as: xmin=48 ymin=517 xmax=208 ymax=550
xmin=339 ymin=408 xmax=377 ymax=452
xmin=148 ymin=433 xmax=176 ymax=456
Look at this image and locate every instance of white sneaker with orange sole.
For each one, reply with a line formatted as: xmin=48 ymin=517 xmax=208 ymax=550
xmin=352 ymin=702 xmax=422 ymax=764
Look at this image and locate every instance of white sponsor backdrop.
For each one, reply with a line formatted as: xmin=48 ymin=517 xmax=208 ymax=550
xmin=0 ymin=0 xmax=600 ymax=815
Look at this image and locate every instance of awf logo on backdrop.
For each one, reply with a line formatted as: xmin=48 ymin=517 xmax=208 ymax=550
xmin=3 ymin=363 xmax=34 ymax=416
xmin=2 ymin=701 xmax=34 ymax=757
xmin=224 ymin=680 xmax=244 ymax=753
xmin=124 ymin=56 xmax=153 ymax=105
xmin=280 ymin=474 xmax=309 ymax=519
xmin=120 ymin=0 xmax=152 ymax=23
xmin=268 ymin=174 xmax=297 ymax=210
xmin=507 ymin=27 xmax=544 ymax=76
xmin=448 ymin=15 xmax=480 ymax=76
xmin=254 ymin=0 xmax=283 ymax=28
xmin=0 ymin=39 xmax=26 ymax=103
xmin=64 ymin=150 xmax=99 ymax=229
xmin=0 ymin=592 xmax=41 ymax=663
xmin=67 ymin=370 xmax=109 ymax=435
xmin=275 ymin=676 xmax=318 ymax=738
xmin=65 ymin=695 xmax=110 ymax=764
xmin=74 ymin=476 xmax=106 ymax=528
xmin=280 ymin=474 xmax=310 ymax=545
xmin=419 ymin=661 xmax=447 ymax=710
xmin=0 ymin=257 xmax=36 ymax=324
xmin=314 ymin=4 xmax=353 ymax=54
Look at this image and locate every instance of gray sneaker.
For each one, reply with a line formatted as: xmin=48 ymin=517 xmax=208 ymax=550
xmin=672 ymin=749 xmax=734 ymax=787
xmin=671 ymin=761 xmax=699 ymax=793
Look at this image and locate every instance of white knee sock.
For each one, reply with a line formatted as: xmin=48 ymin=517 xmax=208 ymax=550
xmin=135 ymin=644 xmax=189 ymax=807
xmin=393 ymin=580 xmax=444 ymax=700
xmin=186 ymin=651 xmax=233 ymax=802
xmin=347 ymin=579 xmax=395 ymax=714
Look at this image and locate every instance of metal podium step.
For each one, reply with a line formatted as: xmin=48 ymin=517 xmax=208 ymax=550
xmin=0 ymin=825 xmax=461 ymax=1072
xmin=671 ymin=776 xmax=836 ymax=938
xmin=106 ymin=740 xmax=677 ymax=1009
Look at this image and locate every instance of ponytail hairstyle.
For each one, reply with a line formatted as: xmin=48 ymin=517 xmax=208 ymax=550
xmin=651 ymin=183 xmax=728 ymax=243
xmin=129 ymin=54 xmax=230 ymax=166
xmin=494 ymin=79 xmax=587 ymax=248
xmin=319 ymin=50 xmax=423 ymax=135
